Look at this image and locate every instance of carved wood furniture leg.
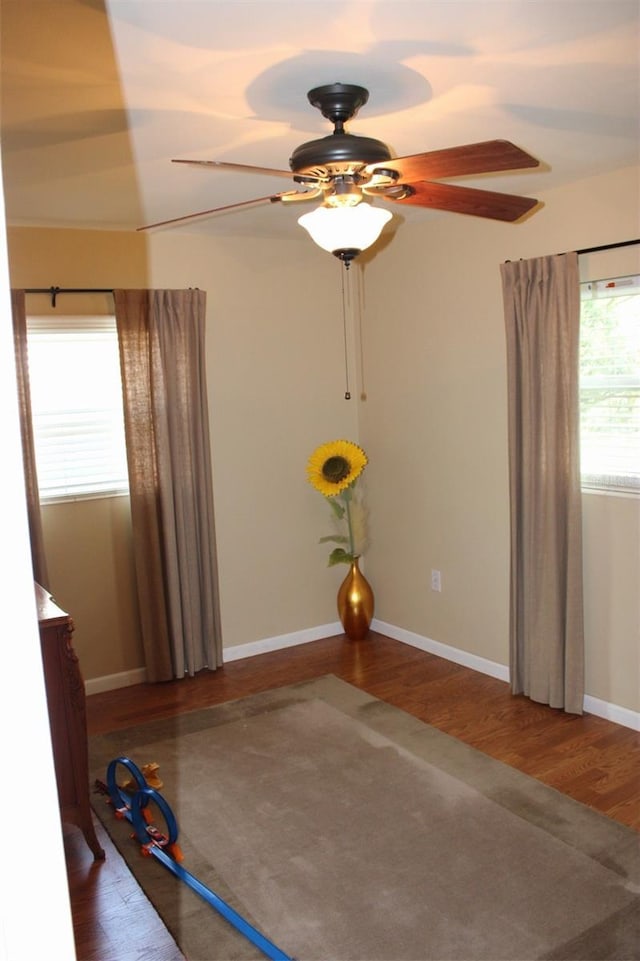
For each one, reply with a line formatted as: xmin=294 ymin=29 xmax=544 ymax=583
xmin=36 ymin=584 xmax=106 ymax=860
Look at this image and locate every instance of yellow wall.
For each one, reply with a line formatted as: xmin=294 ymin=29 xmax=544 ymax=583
xmin=361 ymin=165 xmax=639 ymax=713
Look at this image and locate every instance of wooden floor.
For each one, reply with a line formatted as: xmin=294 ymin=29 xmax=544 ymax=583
xmin=67 ymin=632 xmax=639 ymax=961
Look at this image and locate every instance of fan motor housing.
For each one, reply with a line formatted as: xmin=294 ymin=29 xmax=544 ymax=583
xmin=291 ymin=83 xmax=393 ymax=179
xmin=289 ymin=133 xmax=392 ymax=179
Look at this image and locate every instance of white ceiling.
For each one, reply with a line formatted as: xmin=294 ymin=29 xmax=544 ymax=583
xmin=1 ymin=0 xmax=638 ymax=240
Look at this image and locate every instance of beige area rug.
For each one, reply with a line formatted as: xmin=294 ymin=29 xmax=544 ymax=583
xmin=89 ymin=675 xmax=639 ymax=961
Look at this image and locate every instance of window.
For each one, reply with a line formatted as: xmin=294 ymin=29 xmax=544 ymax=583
xmin=27 ymin=316 xmax=129 ymax=501
xmin=579 ymin=275 xmax=639 ymax=494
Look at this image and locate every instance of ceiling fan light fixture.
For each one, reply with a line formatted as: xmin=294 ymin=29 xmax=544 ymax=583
xmin=297 ymin=203 xmax=392 ymax=261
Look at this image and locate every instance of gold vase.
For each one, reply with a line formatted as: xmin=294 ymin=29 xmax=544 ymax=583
xmin=337 ymin=556 xmax=374 ymax=641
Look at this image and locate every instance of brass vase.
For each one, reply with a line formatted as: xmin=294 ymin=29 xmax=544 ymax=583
xmin=337 ymin=556 xmax=374 ymax=641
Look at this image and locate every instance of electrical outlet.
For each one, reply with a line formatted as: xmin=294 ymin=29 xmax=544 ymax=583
xmin=431 ymin=569 xmax=442 ymax=592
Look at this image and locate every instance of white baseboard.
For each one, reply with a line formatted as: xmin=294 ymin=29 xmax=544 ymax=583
xmin=83 ymin=627 xmax=342 ymax=694
xmin=372 ymin=619 xmax=510 ymax=682
xmin=84 ymin=620 xmax=640 ymax=731
xmin=85 ymin=667 xmax=147 ymax=696
xmin=373 ymin=619 xmax=640 ymax=732
xmin=583 ymin=694 xmax=640 ymax=732
xmin=224 ymin=622 xmax=343 ymax=662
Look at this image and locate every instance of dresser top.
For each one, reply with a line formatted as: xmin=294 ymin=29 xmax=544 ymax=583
xmin=35 ymin=582 xmax=69 ymax=625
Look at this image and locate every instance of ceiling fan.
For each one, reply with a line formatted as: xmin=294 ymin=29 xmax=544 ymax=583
xmin=141 ymin=82 xmax=541 ymax=264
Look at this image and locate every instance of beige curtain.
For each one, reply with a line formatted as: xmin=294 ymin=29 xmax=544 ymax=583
xmin=114 ymin=289 xmax=223 ymax=682
xmin=11 ymin=289 xmax=50 ymax=588
xmin=500 ymin=254 xmax=584 ymax=714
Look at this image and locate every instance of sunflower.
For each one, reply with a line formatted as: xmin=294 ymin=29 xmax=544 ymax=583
xmin=306 ymin=440 xmax=368 ymax=497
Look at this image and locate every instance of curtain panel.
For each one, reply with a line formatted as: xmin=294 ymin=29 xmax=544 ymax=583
xmin=11 ymin=289 xmax=50 ymax=587
xmin=500 ymin=254 xmax=584 ymax=714
xmin=114 ymin=289 xmax=223 ymax=682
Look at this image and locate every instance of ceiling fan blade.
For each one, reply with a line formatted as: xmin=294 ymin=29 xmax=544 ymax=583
xmin=367 ymin=140 xmax=539 ymax=184
xmin=172 ymin=158 xmax=292 ymax=179
xmin=384 ymin=181 xmax=539 ymax=222
xmin=137 ymin=193 xmax=287 ymax=231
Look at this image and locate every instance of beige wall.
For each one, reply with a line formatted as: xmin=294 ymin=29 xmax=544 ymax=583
xmin=8 ymin=225 xmax=359 ymax=674
xmin=7 ymin=168 xmax=639 ymax=714
xmin=582 ymin=493 xmax=639 ymax=708
xmin=8 ymin=226 xmax=148 ymax=311
xmin=144 ymin=231 xmax=360 ymax=646
xmin=9 ymin=227 xmax=148 ymax=680
xmin=40 ymin=496 xmax=143 ymax=680
xmin=361 ymin=165 xmax=639 ymax=713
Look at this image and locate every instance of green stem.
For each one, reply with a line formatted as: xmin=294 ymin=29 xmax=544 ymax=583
xmin=343 ymin=492 xmax=355 ymax=558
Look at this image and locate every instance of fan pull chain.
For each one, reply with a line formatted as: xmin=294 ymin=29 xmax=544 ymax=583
xmin=356 ymin=265 xmax=367 ymax=402
xmin=341 ymin=264 xmax=351 ymax=400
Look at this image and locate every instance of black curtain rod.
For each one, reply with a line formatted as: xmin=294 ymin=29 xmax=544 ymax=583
xmin=25 ymin=286 xmax=114 ymax=308
xmin=574 ymin=238 xmax=639 ymax=256
xmin=506 ymin=238 xmax=639 ymax=265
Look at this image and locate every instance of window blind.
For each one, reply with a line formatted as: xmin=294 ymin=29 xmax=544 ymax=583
xmin=26 ymin=316 xmax=129 ymax=501
xmin=579 ymin=275 xmax=640 ymax=493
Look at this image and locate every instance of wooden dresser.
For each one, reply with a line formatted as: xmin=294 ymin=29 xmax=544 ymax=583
xmin=36 ymin=583 xmax=105 ymax=860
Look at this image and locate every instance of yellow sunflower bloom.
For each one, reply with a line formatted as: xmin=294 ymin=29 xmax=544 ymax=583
xmin=306 ymin=439 xmax=368 ymax=497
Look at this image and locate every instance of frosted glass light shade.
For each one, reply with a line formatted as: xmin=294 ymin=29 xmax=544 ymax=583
xmin=298 ymin=203 xmax=392 ymax=256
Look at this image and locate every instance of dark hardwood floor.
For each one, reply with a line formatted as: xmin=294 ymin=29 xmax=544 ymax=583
xmin=66 ymin=632 xmax=639 ymax=961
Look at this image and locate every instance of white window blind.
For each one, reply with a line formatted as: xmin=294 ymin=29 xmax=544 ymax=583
xmin=26 ymin=315 xmax=129 ymax=501
xmin=579 ymin=275 xmax=639 ymax=494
